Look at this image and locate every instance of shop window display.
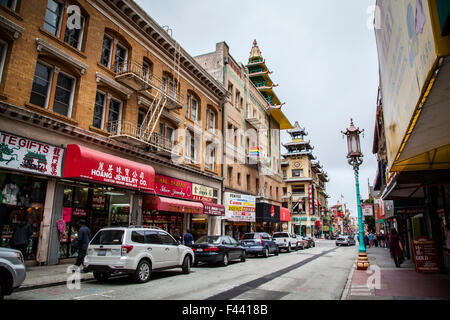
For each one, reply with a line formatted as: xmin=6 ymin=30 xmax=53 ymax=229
xmin=0 ymin=173 xmax=46 ymax=260
xmin=191 ymin=214 xmax=207 ymax=241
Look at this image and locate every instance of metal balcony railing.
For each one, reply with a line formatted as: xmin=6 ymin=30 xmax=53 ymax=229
xmin=108 ymin=120 xmax=174 ymax=152
xmin=115 ymin=60 xmax=184 ymax=107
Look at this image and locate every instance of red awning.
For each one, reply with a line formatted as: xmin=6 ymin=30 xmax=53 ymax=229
xmin=63 ymin=144 xmax=155 ymax=192
xmin=145 ymin=196 xmax=203 ymax=214
xmin=202 ymin=202 xmax=225 ymax=216
xmin=280 ymin=207 xmax=291 ymax=222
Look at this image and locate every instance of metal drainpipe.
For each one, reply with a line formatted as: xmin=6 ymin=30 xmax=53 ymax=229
xmin=221 ymin=55 xmax=227 ymax=236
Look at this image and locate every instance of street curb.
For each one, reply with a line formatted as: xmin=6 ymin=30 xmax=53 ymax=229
xmin=16 ymin=276 xmax=95 ymax=292
xmin=340 ymin=263 xmax=356 ymax=300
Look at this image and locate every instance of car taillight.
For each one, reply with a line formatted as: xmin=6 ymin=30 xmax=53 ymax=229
xmin=240 ymin=235 xmax=244 ymax=241
xmin=192 ymin=248 xmax=197 ymax=251
xmin=204 ymin=246 xmax=219 ymax=252
xmin=121 ymin=245 xmax=133 ymax=255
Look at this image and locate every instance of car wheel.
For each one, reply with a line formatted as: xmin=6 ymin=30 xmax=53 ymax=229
xmin=274 ymin=247 xmax=279 ymax=256
xmin=240 ymin=251 xmax=246 ymax=262
xmin=287 ymin=244 xmax=291 ymax=253
xmin=93 ymin=272 xmax=110 ymax=282
xmin=182 ymin=255 xmax=191 ymax=274
xmin=263 ymin=247 xmax=269 ymax=258
xmin=0 ymin=279 xmax=4 ymax=301
xmin=134 ymin=259 xmax=151 ymax=283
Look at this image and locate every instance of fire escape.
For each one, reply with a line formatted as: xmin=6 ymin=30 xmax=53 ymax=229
xmin=110 ymin=42 xmax=183 ymax=156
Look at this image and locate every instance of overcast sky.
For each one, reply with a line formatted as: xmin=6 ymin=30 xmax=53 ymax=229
xmin=136 ymin=0 xmax=379 ymax=217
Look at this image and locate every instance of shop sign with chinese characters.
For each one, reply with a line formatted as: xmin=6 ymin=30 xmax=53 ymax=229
xmin=192 ymin=183 xmax=213 ymax=202
xmin=0 ymin=131 xmax=64 ymax=177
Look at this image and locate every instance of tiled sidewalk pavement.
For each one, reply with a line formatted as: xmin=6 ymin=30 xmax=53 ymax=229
xmin=343 ymin=246 xmax=450 ymax=300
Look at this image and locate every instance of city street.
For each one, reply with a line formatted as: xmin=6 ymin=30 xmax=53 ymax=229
xmin=6 ymin=240 xmax=357 ymax=300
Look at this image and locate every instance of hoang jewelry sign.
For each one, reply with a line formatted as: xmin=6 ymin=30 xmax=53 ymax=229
xmin=0 ymin=131 xmax=64 ymax=177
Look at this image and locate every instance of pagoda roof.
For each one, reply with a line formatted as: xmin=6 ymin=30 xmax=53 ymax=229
xmin=282 ymin=140 xmax=312 ymax=148
xmin=282 ymin=151 xmax=316 ymax=159
xmin=288 ymin=121 xmax=307 ymax=135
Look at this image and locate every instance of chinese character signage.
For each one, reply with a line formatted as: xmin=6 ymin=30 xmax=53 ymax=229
xmin=0 ymin=131 xmax=64 ymax=177
xmin=192 ymin=183 xmax=213 ymax=202
xmin=224 ymin=193 xmax=256 ymax=222
xmin=361 ymin=203 xmax=374 ymax=217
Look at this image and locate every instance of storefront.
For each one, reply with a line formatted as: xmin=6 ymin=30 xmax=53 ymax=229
xmin=255 ymin=203 xmax=281 ymax=234
xmin=280 ymin=207 xmax=291 ymax=232
xmin=223 ymin=192 xmax=256 ymax=240
xmin=0 ymin=130 xmax=64 ymax=261
xmin=57 ymin=144 xmax=155 ymax=259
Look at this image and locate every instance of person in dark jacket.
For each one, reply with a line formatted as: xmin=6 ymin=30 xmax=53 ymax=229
xmin=74 ymin=219 xmax=91 ymax=268
xmin=183 ymin=229 xmax=194 ymax=246
xmin=389 ymin=228 xmax=404 ymax=267
xmin=10 ymin=218 xmax=33 ymax=258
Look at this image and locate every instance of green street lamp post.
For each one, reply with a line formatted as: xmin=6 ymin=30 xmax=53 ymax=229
xmin=342 ymin=119 xmax=370 ymax=270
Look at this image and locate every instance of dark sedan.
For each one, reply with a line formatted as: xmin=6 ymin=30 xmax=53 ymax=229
xmin=302 ymin=236 xmax=316 ymax=248
xmin=191 ymin=235 xmax=246 ymax=266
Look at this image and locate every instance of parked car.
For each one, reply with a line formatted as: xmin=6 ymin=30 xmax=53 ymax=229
xmin=191 ymin=235 xmax=246 ymax=266
xmin=84 ymin=226 xmax=195 ymax=283
xmin=302 ymin=236 xmax=316 ymax=248
xmin=0 ymin=247 xmax=26 ymax=300
xmin=330 ymin=233 xmax=339 ymax=240
xmin=295 ymin=235 xmax=306 ymax=249
xmin=239 ymin=232 xmax=279 ymax=258
xmin=272 ymin=232 xmax=298 ymax=252
xmin=336 ymin=235 xmax=356 ymax=246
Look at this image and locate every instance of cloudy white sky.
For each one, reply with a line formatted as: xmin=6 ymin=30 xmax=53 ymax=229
xmin=136 ymin=0 xmax=379 ymax=217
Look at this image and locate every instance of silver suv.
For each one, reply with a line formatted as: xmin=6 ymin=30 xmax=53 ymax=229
xmin=272 ymin=232 xmax=298 ymax=252
xmin=84 ymin=226 xmax=194 ymax=283
xmin=0 ymin=247 xmax=26 ymax=300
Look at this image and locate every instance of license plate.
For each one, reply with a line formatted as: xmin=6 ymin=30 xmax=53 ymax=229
xmin=97 ymin=250 xmax=106 ymax=256
xmin=196 ymin=248 xmax=203 ymax=252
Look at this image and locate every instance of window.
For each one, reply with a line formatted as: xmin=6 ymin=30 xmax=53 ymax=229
xmin=228 ymin=82 xmax=233 ymax=104
xmin=282 ymin=170 xmax=287 ymax=178
xmin=228 ymin=166 xmax=233 ymax=184
xmin=207 ymin=109 xmax=216 ymax=131
xmin=159 ymin=232 xmax=176 ymax=245
xmin=185 ymin=131 xmax=197 ymax=162
xmin=43 ymin=0 xmax=86 ymax=50
xmin=107 ymin=98 xmax=122 ymax=132
xmin=100 ymin=34 xmax=128 ymax=72
xmin=0 ymin=0 xmax=18 ymax=11
xmin=145 ymin=231 xmax=161 ymax=244
xmin=292 ymin=169 xmax=303 ymax=177
xmin=131 ymin=231 xmax=146 ymax=244
xmin=100 ymin=35 xmax=113 ymax=67
xmin=292 ymin=185 xmax=305 ymax=195
xmin=43 ymin=0 xmax=62 ymax=36
xmin=206 ymin=145 xmax=215 ymax=171
xmin=92 ymin=90 xmax=122 ymax=132
xmin=137 ymin=109 xmax=146 ymax=127
xmin=246 ymin=174 xmax=250 ymax=190
xmin=237 ymin=173 xmax=241 ymax=185
xmin=30 ymin=61 xmax=76 ymax=118
xmin=235 ymin=90 xmax=240 ymax=108
xmin=186 ymin=94 xmax=199 ymax=122
xmin=93 ymin=91 xmax=106 ymax=129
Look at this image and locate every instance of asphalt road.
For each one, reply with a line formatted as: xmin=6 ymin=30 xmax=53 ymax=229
xmin=6 ymin=239 xmax=357 ymax=300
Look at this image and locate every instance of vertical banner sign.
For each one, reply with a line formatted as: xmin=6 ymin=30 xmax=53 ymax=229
xmin=309 ymin=185 xmax=315 ymax=215
xmin=0 ymin=131 xmax=64 ymax=177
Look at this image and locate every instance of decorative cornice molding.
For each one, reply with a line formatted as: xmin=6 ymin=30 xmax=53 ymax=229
xmin=0 ymin=15 xmax=24 ymax=39
xmin=36 ymin=38 xmax=88 ymax=74
xmin=95 ymin=71 xmax=133 ymax=99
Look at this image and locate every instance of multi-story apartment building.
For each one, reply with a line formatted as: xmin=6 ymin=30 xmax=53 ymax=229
xmin=0 ymin=0 xmax=227 ymax=265
xmin=195 ymin=41 xmax=292 ymax=238
xmin=281 ymin=122 xmax=329 ymax=236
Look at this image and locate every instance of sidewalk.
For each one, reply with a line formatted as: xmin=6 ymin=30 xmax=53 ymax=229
xmin=18 ymin=262 xmax=94 ymax=291
xmin=343 ymin=245 xmax=450 ymax=300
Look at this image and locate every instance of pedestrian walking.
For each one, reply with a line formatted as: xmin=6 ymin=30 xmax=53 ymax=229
xmin=389 ymin=228 xmax=404 ymax=268
xmin=73 ymin=219 xmax=90 ymax=270
xmin=373 ymin=233 xmax=378 ymax=247
xmin=368 ymin=231 xmax=374 ymax=248
xmin=183 ymin=229 xmax=194 ymax=246
xmin=364 ymin=233 xmax=369 ymax=248
xmin=173 ymin=228 xmax=182 ymax=243
xmin=378 ymin=232 xmax=385 ymax=248
xmin=10 ymin=218 xmax=33 ymax=258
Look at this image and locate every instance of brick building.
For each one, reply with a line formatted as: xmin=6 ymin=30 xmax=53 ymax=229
xmin=0 ymin=0 xmax=227 ymax=265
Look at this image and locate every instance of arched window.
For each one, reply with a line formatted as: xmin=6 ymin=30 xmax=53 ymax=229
xmin=206 ymin=105 xmax=217 ymax=131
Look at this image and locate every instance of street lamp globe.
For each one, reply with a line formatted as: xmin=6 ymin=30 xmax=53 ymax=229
xmin=342 ymin=119 xmax=364 ymax=163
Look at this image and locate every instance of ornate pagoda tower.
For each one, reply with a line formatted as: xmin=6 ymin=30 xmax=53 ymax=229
xmin=246 ymin=40 xmax=285 ymax=109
